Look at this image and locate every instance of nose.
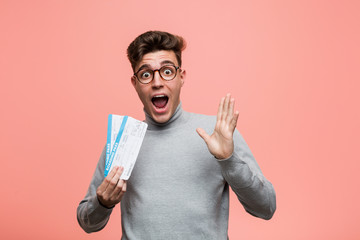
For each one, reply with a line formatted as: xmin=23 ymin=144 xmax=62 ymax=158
xmin=151 ymin=70 xmax=164 ymax=88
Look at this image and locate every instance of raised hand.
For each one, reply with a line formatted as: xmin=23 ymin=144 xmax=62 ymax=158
xmin=96 ymin=166 xmax=127 ymax=208
xmin=196 ymin=93 xmax=239 ymax=159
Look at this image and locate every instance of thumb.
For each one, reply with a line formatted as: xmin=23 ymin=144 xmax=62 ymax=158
xmin=196 ymin=128 xmax=210 ymax=144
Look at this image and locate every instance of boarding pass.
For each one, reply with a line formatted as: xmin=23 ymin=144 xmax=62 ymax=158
xmin=104 ymin=115 xmax=147 ymax=179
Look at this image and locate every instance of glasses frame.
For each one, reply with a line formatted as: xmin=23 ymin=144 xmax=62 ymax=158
xmin=133 ymin=65 xmax=181 ymax=84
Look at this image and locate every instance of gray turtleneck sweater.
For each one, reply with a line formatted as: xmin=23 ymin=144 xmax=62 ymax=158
xmin=77 ymin=104 xmax=276 ymax=239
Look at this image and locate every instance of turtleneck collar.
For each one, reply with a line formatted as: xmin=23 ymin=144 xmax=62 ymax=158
xmin=144 ymin=102 xmax=189 ymax=130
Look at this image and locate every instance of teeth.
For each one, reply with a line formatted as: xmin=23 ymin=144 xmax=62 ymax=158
xmin=153 ymin=95 xmax=166 ymax=98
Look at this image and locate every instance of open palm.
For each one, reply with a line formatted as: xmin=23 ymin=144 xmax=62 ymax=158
xmin=197 ymin=94 xmax=239 ymax=159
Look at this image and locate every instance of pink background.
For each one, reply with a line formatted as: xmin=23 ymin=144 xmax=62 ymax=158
xmin=1 ymin=0 xmax=359 ymax=239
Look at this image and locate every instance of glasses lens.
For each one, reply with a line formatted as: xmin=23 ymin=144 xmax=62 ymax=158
xmin=137 ymin=69 xmax=153 ymax=83
xmin=160 ymin=65 xmax=177 ymax=80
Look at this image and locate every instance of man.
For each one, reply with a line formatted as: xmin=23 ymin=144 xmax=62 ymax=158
xmin=77 ymin=31 xmax=276 ymax=239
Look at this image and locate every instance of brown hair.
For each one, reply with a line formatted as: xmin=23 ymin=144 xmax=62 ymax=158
xmin=127 ymin=31 xmax=186 ymax=72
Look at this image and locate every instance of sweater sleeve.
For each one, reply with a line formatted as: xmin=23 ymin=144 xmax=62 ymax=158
xmin=217 ymin=130 xmax=276 ymax=220
xmin=77 ymin=146 xmax=114 ymax=233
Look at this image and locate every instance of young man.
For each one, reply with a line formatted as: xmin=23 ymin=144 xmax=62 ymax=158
xmin=77 ymin=31 xmax=276 ymax=239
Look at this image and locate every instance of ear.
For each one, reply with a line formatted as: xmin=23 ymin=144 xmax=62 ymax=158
xmin=131 ymin=75 xmax=137 ymax=88
xmin=180 ymin=69 xmax=186 ymax=86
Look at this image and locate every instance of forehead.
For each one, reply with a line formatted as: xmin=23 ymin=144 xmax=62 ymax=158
xmin=136 ymin=50 xmax=178 ymax=71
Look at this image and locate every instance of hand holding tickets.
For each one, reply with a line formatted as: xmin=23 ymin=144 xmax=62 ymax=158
xmin=105 ymin=115 xmax=148 ymax=179
xmin=97 ymin=115 xmax=147 ymax=208
xmin=97 ymin=166 xmax=127 ymax=208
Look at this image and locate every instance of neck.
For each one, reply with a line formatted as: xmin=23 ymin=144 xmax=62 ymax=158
xmin=144 ymin=103 xmax=188 ymax=130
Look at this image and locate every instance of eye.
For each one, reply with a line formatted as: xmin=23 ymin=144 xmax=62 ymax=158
xmin=140 ymin=70 xmax=152 ymax=79
xmin=162 ymin=66 xmax=174 ymax=75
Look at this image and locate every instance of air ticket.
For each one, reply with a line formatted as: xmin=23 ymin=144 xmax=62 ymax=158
xmin=104 ymin=114 xmax=147 ymax=179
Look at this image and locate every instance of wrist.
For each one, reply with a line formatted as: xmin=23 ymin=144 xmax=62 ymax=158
xmin=97 ymin=196 xmax=115 ymax=209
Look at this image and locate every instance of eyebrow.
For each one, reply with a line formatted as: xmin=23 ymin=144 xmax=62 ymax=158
xmin=136 ymin=60 xmax=176 ymax=73
xmin=160 ymin=60 xmax=176 ymax=66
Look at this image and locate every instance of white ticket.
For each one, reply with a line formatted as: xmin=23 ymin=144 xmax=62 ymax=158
xmin=104 ymin=115 xmax=147 ymax=180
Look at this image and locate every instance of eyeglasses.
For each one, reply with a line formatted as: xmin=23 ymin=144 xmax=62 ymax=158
xmin=134 ymin=65 xmax=180 ymax=84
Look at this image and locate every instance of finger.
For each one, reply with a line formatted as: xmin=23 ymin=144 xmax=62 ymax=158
xmin=217 ymin=97 xmax=225 ymax=121
xmin=228 ymin=97 xmax=235 ymax=121
xmin=107 ymin=166 xmax=124 ymax=192
xmin=98 ymin=166 xmax=119 ymax=193
xmin=196 ymin=128 xmax=211 ymax=144
xmin=122 ymin=181 xmax=127 ymax=192
xmin=118 ymin=182 xmax=127 ymax=200
xmin=222 ymin=93 xmax=231 ymax=120
xmin=231 ymin=111 xmax=239 ymax=130
xmin=113 ymin=179 xmax=125 ymax=196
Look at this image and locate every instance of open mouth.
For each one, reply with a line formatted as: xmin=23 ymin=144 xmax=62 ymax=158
xmin=151 ymin=95 xmax=169 ymax=109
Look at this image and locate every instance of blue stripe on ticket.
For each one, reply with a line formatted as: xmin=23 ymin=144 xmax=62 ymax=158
xmin=104 ymin=115 xmax=128 ymax=177
xmin=105 ymin=114 xmax=112 ymax=175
